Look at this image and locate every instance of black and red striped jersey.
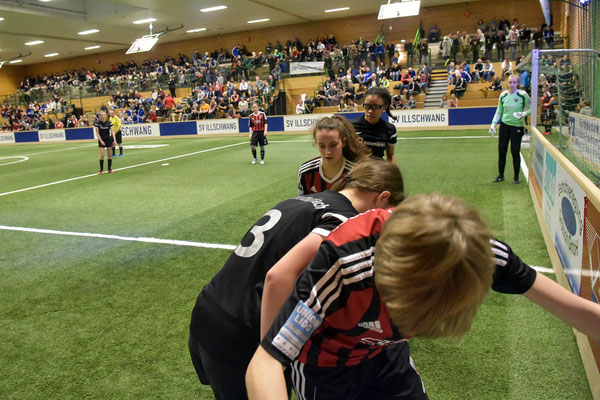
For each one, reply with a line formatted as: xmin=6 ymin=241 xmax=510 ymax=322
xmin=191 ymin=190 xmax=358 ymax=343
xmin=262 ymin=208 xmax=537 ymax=368
xmin=249 ymin=111 xmax=267 ymax=132
xmin=297 ymin=157 xmax=355 ymax=196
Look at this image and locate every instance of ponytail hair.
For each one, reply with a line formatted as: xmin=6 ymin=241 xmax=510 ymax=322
xmin=365 ymin=87 xmax=398 ymax=122
xmin=331 ymin=157 xmax=405 ymax=205
xmin=311 ymin=116 xmax=370 ymax=161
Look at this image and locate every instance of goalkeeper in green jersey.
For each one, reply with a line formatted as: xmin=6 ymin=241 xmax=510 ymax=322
xmin=489 ymin=74 xmax=531 ymax=184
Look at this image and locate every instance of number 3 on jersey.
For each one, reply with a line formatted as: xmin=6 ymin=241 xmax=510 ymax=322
xmin=234 ymin=209 xmax=282 ymax=258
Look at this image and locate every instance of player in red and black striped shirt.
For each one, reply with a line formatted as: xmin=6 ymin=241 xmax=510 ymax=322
xmin=248 ymin=102 xmax=268 ymax=165
xmin=189 ymin=159 xmax=405 ymax=400
xmin=298 ymin=116 xmax=369 ymax=195
xmin=248 ymin=193 xmax=600 ymax=400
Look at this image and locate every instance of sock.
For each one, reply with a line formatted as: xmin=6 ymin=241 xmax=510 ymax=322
xmin=252 ymin=149 xmax=257 ymax=159
xmin=112 ymin=148 xmax=116 ymax=156
xmin=108 ymin=159 xmax=112 ymax=171
xmin=99 ymin=159 xmax=104 ymax=171
xmin=260 ymin=147 xmax=265 ymax=160
xmin=119 ymin=147 xmax=123 ymax=156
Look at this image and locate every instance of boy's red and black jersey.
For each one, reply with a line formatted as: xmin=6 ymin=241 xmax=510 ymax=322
xmin=262 ymin=208 xmax=537 ymax=368
xmin=249 ymin=111 xmax=267 ymax=131
xmin=297 ymin=157 xmax=355 ymax=196
xmin=191 ymin=190 xmax=358 ymax=343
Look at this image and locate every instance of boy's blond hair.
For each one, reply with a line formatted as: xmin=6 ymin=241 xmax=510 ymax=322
xmin=374 ymin=193 xmax=494 ymax=339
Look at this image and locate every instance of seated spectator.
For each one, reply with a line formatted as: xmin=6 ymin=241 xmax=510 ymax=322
xmin=501 ymin=58 xmax=513 ymax=81
xmin=227 ymin=104 xmax=241 ymax=118
xmin=451 ymin=71 xmax=467 ymax=98
xmin=482 ymin=59 xmax=495 ymax=82
xmin=199 ymin=100 xmax=210 ymax=119
xmin=315 ymin=84 xmax=327 ymax=107
xmin=418 ymin=71 xmax=429 ymax=92
xmin=296 ymin=100 xmax=305 ymax=114
xmin=379 ymin=75 xmax=390 ymax=89
xmin=392 ymin=94 xmax=405 ymax=110
xmin=439 ymin=94 xmax=448 ymax=108
xmin=407 ymin=95 xmax=417 ymax=109
xmin=449 ymin=93 xmax=459 ymax=107
xmin=473 ymin=59 xmax=484 ymax=82
xmin=238 ymin=96 xmax=249 ymax=117
xmin=403 ymin=78 xmax=420 ymax=100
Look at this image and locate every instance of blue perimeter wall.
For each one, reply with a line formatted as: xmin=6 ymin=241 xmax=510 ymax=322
xmin=0 ymin=107 xmax=496 ymax=144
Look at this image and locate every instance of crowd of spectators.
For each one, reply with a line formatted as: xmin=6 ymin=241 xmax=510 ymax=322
xmin=1 ymin=16 xmax=572 ymax=129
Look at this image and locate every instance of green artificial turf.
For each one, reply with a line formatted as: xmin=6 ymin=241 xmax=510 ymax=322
xmin=0 ymin=131 xmax=591 ymax=399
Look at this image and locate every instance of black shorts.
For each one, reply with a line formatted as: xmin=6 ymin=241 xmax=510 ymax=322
xmin=189 ymin=301 xmax=258 ymax=400
xmin=98 ymin=137 xmax=113 ymax=148
xmin=250 ymin=130 xmax=266 ymax=147
xmin=115 ymin=130 xmax=122 ymax=144
xmin=289 ymin=343 xmax=428 ymax=400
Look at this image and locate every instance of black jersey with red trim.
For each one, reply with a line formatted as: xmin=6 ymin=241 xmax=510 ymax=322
xmin=261 ymin=208 xmax=537 ymax=368
xmin=297 ymin=157 xmax=355 ymax=196
xmin=191 ymin=190 xmax=358 ymax=341
xmin=351 ymin=115 xmax=397 ymax=159
xmin=249 ymin=111 xmax=268 ymax=132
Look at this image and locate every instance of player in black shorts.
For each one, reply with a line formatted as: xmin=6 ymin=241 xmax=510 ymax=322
xmin=352 ymin=87 xmax=398 ymax=163
xmin=248 ymin=193 xmax=600 ymax=400
xmin=189 ymin=158 xmax=405 ymax=400
xmin=109 ymin=109 xmax=124 ymax=158
xmin=248 ymin=102 xmax=268 ymax=165
xmin=94 ymin=111 xmax=116 ymax=174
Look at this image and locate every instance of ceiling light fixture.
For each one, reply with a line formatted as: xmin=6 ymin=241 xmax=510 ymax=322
xmin=200 ymin=5 xmax=227 ymax=12
xmin=186 ymin=28 xmax=207 ymax=33
xmin=324 ymin=7 xmax=350 ymax=13
xmin=247 ymin=18 xmax=269 ymax=24
xmin=44 ymin=53 xmax=59 ymax=57
xmin=9 ymin=59 xmax=23 ymax=63
xmin=78 ymin=29 xmax=99 ymax=35
xmin=85 ymin=45 xmax=101 ymax=50
xmin=133 ymin=18 xmax=157 ymax=24
xmin=25 ymin=40 xmax=44 ymax=45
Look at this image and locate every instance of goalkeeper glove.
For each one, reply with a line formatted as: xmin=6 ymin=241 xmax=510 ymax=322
xmin=489 ymin=125 xmax=496 ymax=136
xmin=513 ymin=111 xmax=526 ymax=119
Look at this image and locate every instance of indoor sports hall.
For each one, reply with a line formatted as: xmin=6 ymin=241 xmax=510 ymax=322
xmin=0 ymin=1 xmax=599 ymax=399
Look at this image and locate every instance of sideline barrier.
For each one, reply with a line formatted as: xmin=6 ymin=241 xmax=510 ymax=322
xmin=528 ymin=126 xmax=600 ymax=399
xmin=0 ymin=107 xmax=496 ymax=145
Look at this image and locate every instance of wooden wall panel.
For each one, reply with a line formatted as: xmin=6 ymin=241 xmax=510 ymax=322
xmin=0 ymin=0 xmax=562 ymax=96
xmin=0 ymin=65 xmax=27 ymax=97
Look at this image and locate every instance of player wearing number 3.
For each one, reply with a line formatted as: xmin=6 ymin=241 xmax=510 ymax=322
xmin=188 ymin=158 xmax=405 ymax=400
xmin=489 ymin=74 xmax=531 ymax=184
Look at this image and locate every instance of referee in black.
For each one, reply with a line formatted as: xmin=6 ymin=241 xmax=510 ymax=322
xmin=94 ymin=111 xmax=116 ymax=174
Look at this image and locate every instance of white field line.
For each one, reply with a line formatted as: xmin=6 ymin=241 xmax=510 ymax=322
xmin=0 ymin=224 xmax=559 ymax=275
xmin=0 ymin=142 xmax=247 ymax=197
xmin=531 ymin=265 xmax=554 ymax=274
xmin=0 ymin=224 xmax=236 ymax=250
xmin=21 ymin=144 xmax=96 ymax=157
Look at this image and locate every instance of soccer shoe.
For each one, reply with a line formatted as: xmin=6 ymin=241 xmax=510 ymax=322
xmin=543 ymin=131 xmax=551 ymax=136
xmin=513 ymin=179 xmax=520 ymax=184
xmin=98 ymin=170 xmax=103 ymax=175
xmin=252 ymin=158 xmax=257 ymax=165
xmin=108 ymin=170 xmax=114 ymax=174
xmin=260 ymin=159 xmax=265 ymax=165
xmin=118 ymin=154 xmax=124 ymax=158
xmin=492 ymin=176 xmax=504 ymax=183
